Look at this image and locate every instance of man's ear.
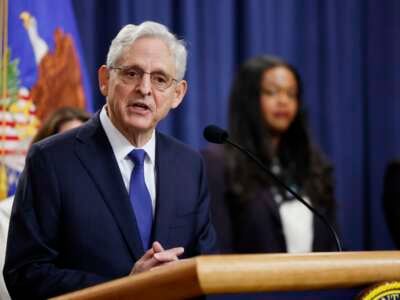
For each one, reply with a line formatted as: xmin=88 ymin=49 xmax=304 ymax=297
xmin=98 ymin=65 xmax=109 ymax=96
xmin=171 ymin=80 xmax=187 ymax=109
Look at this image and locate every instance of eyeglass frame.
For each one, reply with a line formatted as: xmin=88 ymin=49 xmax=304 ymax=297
xmin=108 ymin=65 xmax=178 ymax=91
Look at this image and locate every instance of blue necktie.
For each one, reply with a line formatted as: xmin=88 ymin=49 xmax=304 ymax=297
xmin=128 ymin=149 xmax=153 ymax=250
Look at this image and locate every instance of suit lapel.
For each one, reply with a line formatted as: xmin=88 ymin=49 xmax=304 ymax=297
xmin=74 ymin=115 xmax=145 ymax=260
xmin=152 ymin=132 xmax=177 ymax=244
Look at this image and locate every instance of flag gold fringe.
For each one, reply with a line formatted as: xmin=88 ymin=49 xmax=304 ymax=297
xmin=1 ymin=0 xmax=8 ymax=99
xmin=0 ymin=164 xmax=7 ymax=199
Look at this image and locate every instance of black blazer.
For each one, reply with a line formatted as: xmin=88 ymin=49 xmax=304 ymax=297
xmin=4 ymin=114 xmax=217 ymax=299
xmin=383 ymin=160 xmax=400 ymax=248
xmin=202 ymin=145 xmax=337 ymax=253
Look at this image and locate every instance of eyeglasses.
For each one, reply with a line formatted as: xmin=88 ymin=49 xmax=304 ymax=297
xmin=109 ymin=66 xmax=178 ymax=91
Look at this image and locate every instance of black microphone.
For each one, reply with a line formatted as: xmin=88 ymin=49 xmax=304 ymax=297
xmin=203 ymin=124 xmax=342 ymax=252
xmin=203 ymin=125 xmax=229 ymax=144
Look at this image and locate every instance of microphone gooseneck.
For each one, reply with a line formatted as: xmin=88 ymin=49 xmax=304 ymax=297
xmin=203 ymin=124 xmax=342 ymax=252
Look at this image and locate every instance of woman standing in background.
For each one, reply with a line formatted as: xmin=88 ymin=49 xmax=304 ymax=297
xmin=203 ymin=55 xmax=338 ymax=253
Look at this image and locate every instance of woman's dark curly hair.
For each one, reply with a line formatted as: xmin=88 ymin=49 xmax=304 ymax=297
xmin=225 ymin=55 xmax=334 ymax=208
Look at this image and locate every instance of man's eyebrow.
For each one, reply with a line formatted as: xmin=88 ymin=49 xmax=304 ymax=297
xmin=123 ymin=64 xmax=171 ymax=75
xmin=118 ymin=64 xmax=141 ymax=70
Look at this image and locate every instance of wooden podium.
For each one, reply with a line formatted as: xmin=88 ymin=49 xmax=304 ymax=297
xmin=53 ymin=251 xmax=400 ymax=300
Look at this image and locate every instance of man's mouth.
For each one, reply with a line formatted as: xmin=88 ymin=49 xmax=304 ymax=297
xmin=129 ymin=102 xmax=151 ymax=112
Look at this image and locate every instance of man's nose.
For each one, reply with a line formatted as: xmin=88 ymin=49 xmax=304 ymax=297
xmin=137 ymin=73 xmax=152 ymax=96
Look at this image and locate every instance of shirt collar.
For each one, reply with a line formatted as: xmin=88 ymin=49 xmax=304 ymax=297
xmin=99 ymin=105 xmax=156 ymax=163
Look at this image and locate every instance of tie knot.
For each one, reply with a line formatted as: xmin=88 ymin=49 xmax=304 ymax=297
xmin=128 ymin=149 xmax=146 ymax=167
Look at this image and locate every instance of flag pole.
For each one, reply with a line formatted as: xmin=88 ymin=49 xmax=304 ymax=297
xmin=1 ymin=0 xmax=8 ymax=100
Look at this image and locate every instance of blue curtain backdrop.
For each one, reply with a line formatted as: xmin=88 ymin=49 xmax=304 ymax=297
xmin=71 ymin=0 xmax=400 ymax=251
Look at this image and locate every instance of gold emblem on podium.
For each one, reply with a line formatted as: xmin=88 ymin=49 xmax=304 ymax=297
xmin=360 ymin=282 xmax=400 ymax=300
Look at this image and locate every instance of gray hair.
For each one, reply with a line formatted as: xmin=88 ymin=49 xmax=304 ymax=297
xmin=106 ymin=21 xmax=187 ymax=80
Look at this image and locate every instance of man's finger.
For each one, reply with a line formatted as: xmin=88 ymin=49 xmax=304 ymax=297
xmin=150 ymin=259 xmax=181 ymax=271
xmin=142 ymin=247 xmax=155 ymax=259
xmin=153 ymin=247 xmax=184 ymax=262
xmin=152 ymin=241 xmax=164 ymax=253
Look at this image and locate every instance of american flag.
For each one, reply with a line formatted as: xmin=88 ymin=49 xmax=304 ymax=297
xmin=0 ymin=87 xmax=39 ymax=200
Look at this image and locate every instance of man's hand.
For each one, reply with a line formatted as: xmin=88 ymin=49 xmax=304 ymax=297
xmin=130 ymin=241 xmax=184 ymax=275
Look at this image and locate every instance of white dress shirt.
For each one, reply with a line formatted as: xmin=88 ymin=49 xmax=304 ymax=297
xmin=99 ymin=106 xmax=156 ymax=213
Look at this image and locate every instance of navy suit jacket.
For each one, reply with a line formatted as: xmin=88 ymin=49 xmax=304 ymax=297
xmin=4 ymin=115 xmax=217 ymax=299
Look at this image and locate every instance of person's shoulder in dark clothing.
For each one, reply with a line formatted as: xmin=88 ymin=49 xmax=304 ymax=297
xmin=383 ymin=159 xmax=400 ymax=248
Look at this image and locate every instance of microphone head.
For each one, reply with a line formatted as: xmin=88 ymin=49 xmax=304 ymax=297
xmin=203 ymin=125 xmax=229 ymax=144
